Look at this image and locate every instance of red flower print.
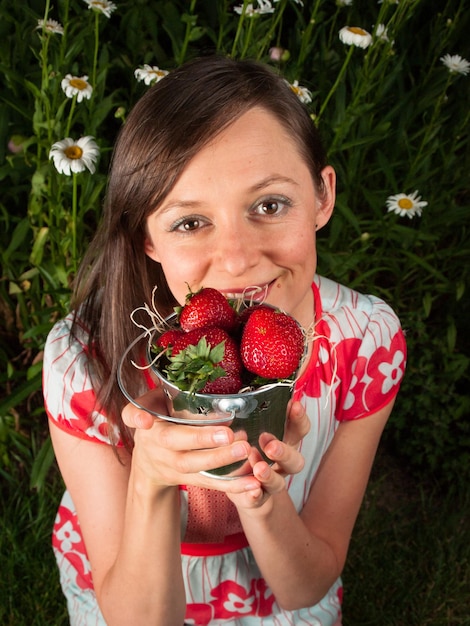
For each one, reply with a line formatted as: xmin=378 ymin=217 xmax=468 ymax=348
xmin=186 ymin=578 xmax=276 ymax=623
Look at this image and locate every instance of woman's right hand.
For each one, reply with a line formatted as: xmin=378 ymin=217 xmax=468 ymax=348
xmin=121 ymin=391 xmax=261 ymax=493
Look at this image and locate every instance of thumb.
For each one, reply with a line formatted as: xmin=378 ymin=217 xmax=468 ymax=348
xmin=122 ymin=403 xmax=155 ymax=429
xmin=121 ymin=389 xmax=167 ymax=429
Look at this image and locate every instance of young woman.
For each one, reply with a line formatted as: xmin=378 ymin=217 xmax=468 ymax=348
xmin=43 ymin=56 xmax=406 ymax=625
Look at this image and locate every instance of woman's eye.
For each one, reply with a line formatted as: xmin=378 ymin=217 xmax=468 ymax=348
xmin=171 ymin=217 xmax=202 ymax=232
xmin=254 ymin=197 xmax=289 ymax=216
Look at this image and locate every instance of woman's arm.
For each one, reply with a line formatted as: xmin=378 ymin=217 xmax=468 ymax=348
xmin=232 ymin=399 xmax=395 ymax=611
xmin=49 ymin=392 xmax=269 ymax=625
xmin=49 ymin=420 xmax=186 ymax=626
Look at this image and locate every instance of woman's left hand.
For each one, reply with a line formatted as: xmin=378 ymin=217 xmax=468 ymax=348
xmin=228 ymin=399 xmax=309 ymax=510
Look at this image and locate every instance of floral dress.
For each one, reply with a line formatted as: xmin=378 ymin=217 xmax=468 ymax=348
xmin=43 ymin=275 xmax=406 ymax=625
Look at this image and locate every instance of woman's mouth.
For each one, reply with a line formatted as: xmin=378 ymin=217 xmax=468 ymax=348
xmin=222 ymin=282 xmax=274 ymax=303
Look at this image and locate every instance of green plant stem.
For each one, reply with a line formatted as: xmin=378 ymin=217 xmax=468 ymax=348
xmin=405 ymin=74 xmax=453 ymax=185
xmin=296 ymin=0 xmax=322 ymax=75
xmin=65 ymin=96 xmax=76 ymax=138
xmin=316 ymin=44 xmax=354 ymax=125
xmin=240 ymin=15 xmax=255 ymax=59
xmin=231 ymin=0 xmax=249 ymax=58
xmin=92 ymin=11 xmax=99 ymax=90
xmin=71 ymin=173 xmax=78 ymax=273
xmin=178 ymin=0 xmax=198 ymax=65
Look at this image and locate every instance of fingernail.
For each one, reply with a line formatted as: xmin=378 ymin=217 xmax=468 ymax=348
xmin=258 ymin=464 xmax=270 ymax=479
xmin=244 ymin=482 xmax=260 ymax=492
xmin=232 ymin=442 xmax=248 ymax=459
xmin=213 ymin=430 xmax=230 ymax=445
xmin=269 ymin=443 xmax=282 ymax=458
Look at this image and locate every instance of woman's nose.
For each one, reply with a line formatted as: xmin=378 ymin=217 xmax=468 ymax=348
xmin=213 ymin=224 xmax=260 ymax=277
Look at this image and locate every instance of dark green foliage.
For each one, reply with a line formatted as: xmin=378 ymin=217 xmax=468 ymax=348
xmin=0 ymin=0 xmax=468 ymax=593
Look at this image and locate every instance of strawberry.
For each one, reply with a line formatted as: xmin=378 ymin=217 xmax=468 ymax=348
xmin=240 ymin=307 xmax=304 ymax=379
xmin=237 ymin=303 xmax=272 ymax=326
xmin=163 ymin=326 xmax=243 ymax=394
xmin=178 ymin=287 xmax=237 ymax=333
xmin=155 ymin=328 xmax=185 ymax=351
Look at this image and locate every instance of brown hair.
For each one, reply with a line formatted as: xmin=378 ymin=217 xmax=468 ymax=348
xmin=71 ymin=55 xmax=328 ymax=449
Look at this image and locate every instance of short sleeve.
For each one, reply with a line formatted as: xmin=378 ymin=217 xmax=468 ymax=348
xmin=295 ymin=277 xmax=407 ymax=422
xmin=43 ymin=315 xmax=120 ymax=445
xmin=334 ymin=297 xmax=407 ymax=421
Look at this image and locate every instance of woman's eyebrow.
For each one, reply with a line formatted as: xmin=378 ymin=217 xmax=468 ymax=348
xmin=158 ymin=199 xmax=204 ymax=215
xmin=248 ymin=174 xmax=299 ymax=192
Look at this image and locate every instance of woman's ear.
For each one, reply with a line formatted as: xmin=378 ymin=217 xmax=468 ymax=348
xmin=144 ymin=237 xmax=160 ymax=263
xmin=315 ymin=165 xmax=336 ymax=230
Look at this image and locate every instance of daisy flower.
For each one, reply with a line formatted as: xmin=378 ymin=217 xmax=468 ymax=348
xmin=440 ymin=54 xmax=470 ymax=76
xmin=289 ymin=80 xmax=312 ymax=104
xmin=49 ymin=137 xmax=100 ymax=176
xmin=385 ymin=191 xmax=428 ymax=219
xmin=61 ymin=74 xmax=93 ymax=102
xmin=82 ymin=0 xmax=117 ymax=19
xmin=134 ymin=65 xmax=169 ymax=86
xmin=36 ymin=18 xmax=64 ymax=35
xmin=339 ymin=26 xmax=372 ymax=49
xmin=375 ymin=24 xmax=391 ymax=42
xmin=234 ymin=0 xmax=275 ymax=16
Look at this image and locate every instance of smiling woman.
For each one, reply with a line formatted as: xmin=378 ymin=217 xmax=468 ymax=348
xmin=43 ymin=55 xmax=406 ymax=626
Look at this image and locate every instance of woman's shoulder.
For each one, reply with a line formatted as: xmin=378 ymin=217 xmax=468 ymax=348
xmin=43 ymin=313 xmax=119 ymax=445
xmin=314 ymin=274 xmax=404 ymax=341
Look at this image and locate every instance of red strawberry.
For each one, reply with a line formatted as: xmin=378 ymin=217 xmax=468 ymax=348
xmin=202 ymin=372 xmax=243 ymax=395
xmin=240 ymin=307 xmax=304 ymax=379
xmin=238 ymin=303 xmax=272 ymax=326
xmin=179 ymin=287 xmax=237 ymax=333
xmin=155 ymin=328 xmax=185 ymax=351
xmin=164 ymin=326 xmax=243 ymax=394
xmin=202 ymin=327 xmax=243 ymax=376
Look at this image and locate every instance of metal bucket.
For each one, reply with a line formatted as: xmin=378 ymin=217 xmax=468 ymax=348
xmin=152 ymin=365 xmax=293 ymax=478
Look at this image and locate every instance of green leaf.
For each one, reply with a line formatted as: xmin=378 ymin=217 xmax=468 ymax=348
xmin=29 ymin=227 xmax=49 ymax=266
xmin=30 ymin=435 xmax=55 ymax=491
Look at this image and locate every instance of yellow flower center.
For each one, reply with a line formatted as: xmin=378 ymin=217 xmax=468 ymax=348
xmin=70 ymin=78 xmax=88 ymax=90
xmin=398 ymin=198 xmax=414 ymax=210
xmin=348 ymin=27 xmax=367 ymax=36
xmin=64 ymin=146 xmax=83 ymax=160
xmin=291 ymin=85 xmax=301 ymax=96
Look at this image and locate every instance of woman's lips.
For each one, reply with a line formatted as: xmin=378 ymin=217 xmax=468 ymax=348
xmin=221 ymin=282 xmax=273 ymax=302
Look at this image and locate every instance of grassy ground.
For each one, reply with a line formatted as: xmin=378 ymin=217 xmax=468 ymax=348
xmin=1 ymin=444 xmax=468 ymax=625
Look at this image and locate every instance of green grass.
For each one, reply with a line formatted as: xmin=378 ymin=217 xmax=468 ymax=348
xmin=0 ymin=466 xmax=68 ymax=625
xmin=342 ymin=450 xmax=470 ymax=625
xmin=0 ymin=445 xmax=468 ymax=625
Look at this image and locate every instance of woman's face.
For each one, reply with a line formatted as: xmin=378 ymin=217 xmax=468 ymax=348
xmin=145 ymin=107 xmax=335 ymax=329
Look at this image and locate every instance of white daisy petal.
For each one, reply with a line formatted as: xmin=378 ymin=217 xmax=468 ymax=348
xmin=385 ymin=190 xmax=428 ymax=219
xmin=289 ymin=80 xmax=312 ymax=104
xmin=134 ymin=65 xmax=169 ymax=86
xmin=82 ymin=0 xmax=117 ymax=19
xmin=36 ymin=19 xmax=64 ymax=35
xmin=234 ymin=0 xmax=275 ymax=16
xmin=440 ymin=54 xmax=470 ymax=76
xmin=49 ymin=136 xmax=99 ymax=176
xmin=61 ymin=74 xmax=93 ymax=102
xmin=339 ymin=26 xmax=373 ymax=49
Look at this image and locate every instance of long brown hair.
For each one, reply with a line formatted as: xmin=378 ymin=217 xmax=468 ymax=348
xmin=71 ymin=55 xmax=328 ymax=449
